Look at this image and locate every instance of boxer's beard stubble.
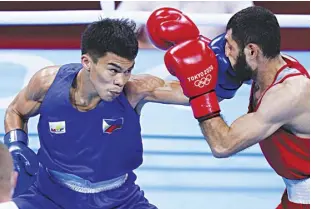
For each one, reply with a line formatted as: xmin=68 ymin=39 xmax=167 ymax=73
xmin=232 ymin=51 xmax=255 ymax=82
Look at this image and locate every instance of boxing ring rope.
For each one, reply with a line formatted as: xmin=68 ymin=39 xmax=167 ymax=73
xmin=0 ymin=10 xmax=309 ymax=28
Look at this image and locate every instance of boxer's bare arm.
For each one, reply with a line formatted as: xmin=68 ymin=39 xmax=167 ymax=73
xmin=199 ymin=75 xmax=309 ymax=158
xmin=4 ymin=66 xmax=59 ymax=133
xmin=125 ymin=74 xmax=189 ymax=108
xmin=125 ymin=74 xmax=225 ymax=113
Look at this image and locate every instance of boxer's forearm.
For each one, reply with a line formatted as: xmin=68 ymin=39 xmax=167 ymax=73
xmin=199 ymin=116 xmax=232 ymax=158
xmin=200 ymin=112 xmax=267 ymax=157
xmin=4 ymin=84 xmax=43 ymax=134
xmin=4 ymin=107 xmax=28 ymax=133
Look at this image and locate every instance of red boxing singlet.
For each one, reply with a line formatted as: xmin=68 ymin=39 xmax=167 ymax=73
xmin=248 ymin=55 xmax=310 ymax=180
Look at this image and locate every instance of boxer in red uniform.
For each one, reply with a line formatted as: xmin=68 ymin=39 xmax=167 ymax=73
xmin=147 ymin=6 xmax=310 ymax=209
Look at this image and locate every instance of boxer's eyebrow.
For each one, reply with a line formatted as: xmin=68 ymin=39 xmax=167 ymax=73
xmin=108 ymin=63 xmax=122 ymax=70
xmin=108 ymin=63 xmax=135 ymax=72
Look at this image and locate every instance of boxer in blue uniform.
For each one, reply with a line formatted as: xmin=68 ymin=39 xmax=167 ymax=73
xmin=3 ymin=17 xmax=245 ymax=209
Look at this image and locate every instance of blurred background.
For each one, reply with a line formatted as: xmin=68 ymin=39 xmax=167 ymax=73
xmin=0 ymin=1 xmax=309 ymax=209
xmin=0 ymin=1 xmax=309 ymax=50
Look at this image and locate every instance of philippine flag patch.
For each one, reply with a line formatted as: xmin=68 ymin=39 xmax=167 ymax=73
xmin=102 ymin=117 xmax=124 ymax=134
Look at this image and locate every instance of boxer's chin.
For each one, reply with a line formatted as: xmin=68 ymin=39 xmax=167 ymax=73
xmin=233 ymin=53 xmax=254 ymax=82
xmin=234 ymin=65 xmax=253 ymax=82
xmin=99 ymin=91 xmax=119 ymax=102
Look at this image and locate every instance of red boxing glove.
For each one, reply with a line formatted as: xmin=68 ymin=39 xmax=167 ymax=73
xmin=164 ymin=37 xmax=220 ymax=121
xmin=146 ymin=7 xmax=200 ymax=50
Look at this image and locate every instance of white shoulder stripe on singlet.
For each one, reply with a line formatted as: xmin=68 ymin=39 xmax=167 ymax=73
xmin=274 ymin=68 xmax=302 ymax=85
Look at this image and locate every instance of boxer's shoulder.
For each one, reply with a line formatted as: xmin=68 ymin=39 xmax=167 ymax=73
xmin=282 ymin=74 xmax=309 ymax=88
xmin=27 ymin=65 xmax=61 ymax=102
xmin=265 ymin=73 xmax=309 ymax=97
xmin=258 ymin=74 xmax=309 ymax=118
xmin=272 ymin=74 xmax=309 ymax=102
xmin=283 ymin=75 xmax=310 ymax=105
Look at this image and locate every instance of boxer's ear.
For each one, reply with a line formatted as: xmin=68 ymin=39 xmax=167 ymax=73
xmin=245 ymin=43 xmax=260 ymax=60
xmin=81 ymin=54 xmax=92 ymax=72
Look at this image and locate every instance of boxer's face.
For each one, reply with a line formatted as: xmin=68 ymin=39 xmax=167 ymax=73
xmin=83 ymin=52 xmax=135 ymax=101
xmin=225 ymin=30 xmax=254 ymax=81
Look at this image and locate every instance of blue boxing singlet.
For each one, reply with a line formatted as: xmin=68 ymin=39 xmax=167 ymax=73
xmin=37 ymin=63 xmax=143 ymax=182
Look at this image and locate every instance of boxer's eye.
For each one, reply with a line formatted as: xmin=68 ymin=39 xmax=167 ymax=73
xmin=124 ymin=69 xmax=132 ymax=74
xmin=109 ymin=69 xmax=118 ymax=74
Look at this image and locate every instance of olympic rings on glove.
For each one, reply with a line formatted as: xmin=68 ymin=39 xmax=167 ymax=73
xmin=194 ymin=74 xmax=212 ymax=88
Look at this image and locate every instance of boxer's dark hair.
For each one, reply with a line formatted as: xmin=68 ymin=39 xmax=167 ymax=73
xmin=226 ymin=6 xmax=281 ymax=59
xmin=81 ymin=18 xmax=139 ymax=63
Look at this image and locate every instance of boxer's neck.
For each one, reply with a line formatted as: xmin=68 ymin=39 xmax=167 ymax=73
xmin=74 ymin=69 xmax=100 ymax=106
xmin=254 ymin=54 xmax=287 ymax=92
